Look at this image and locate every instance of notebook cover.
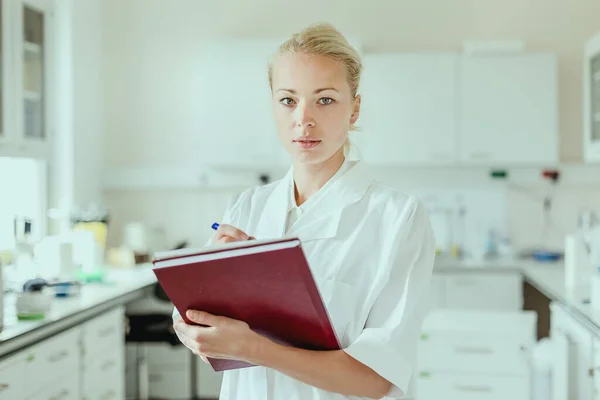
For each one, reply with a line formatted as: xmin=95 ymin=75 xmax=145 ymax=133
xmin=152 ymin=238 xmax=340 ymax=372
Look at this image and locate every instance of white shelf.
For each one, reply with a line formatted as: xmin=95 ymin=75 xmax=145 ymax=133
xmin=24 ymin=41 xmax=41 ymax=53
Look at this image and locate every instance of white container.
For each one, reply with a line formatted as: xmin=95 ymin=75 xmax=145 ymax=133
xmin=564 ymin=233 xmax=592 ymax=287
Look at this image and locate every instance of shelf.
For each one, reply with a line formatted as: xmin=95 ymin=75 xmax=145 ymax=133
xmin=24 ymin=41 xmax=41 ymax=53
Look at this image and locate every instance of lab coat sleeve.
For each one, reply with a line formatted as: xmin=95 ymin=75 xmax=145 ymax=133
xmin=343 ymin=198 xmax=435 ymax=399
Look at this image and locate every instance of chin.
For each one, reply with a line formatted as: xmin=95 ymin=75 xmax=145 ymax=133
xmin=291 ymin=149 xmax=344 ymax=166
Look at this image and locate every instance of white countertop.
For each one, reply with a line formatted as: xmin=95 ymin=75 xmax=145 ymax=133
xmin=0 ymin=265 xmax=158 ymax=357
xmin=435 ymin=256 xmax=600 ymax=333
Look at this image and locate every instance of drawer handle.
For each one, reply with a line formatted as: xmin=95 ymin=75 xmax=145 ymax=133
xmin=0 ymin=383 xmax=9 ymax=392
xmin=454 ymin=346 xmax=493 ymax=355
xmin=48 ymin=350 xmax=69 ymax=363
xmin=454 ymin=384 xmax=493 ymax=392
xmin=98 ymin=326 xmax=116 ymax=338
xmin=101 ymin=360 xmax=116 ymax=371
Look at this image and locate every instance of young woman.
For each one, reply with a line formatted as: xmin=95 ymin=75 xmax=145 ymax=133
xmin=173 ymin=22 xmax=435 ymax=400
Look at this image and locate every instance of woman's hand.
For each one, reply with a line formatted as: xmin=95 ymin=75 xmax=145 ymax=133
xmin=173 ymin=310 xmax=264 ymax=364
xmin=212 ymin=224 xmax=255 ymax=244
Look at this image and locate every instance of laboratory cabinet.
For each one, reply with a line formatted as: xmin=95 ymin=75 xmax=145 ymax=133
xmin=459 ymin=53 xmax=559 ymax=166
xmin=550 ymin=302 xmax=594 ymax=400
xmin=0 ymin=306 xmax=126 ymax=400
xmin=358 ymin=53 xmax=459 ymax=166
xmin=432 ymin=270 xmax=523 ymax=311
xmin=356 ymin=52 xmax=558 ymax=168
xmin=584 ymin=31 xmax=600 ymax=163
xmin=0 ymin=352 xmax=26 ymax=400
xmin=0 ymin=0 xmax=54 ymax=159
xmin=417 ymin=309 xmax=536 ymax=400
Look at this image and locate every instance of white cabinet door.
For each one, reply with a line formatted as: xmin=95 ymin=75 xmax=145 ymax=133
xmin=0 ymin=353 xmax=26 ymax=400
xmin=591 ymin=336 xmax=600 ymax=399
xmin=443 ymin=272 xmax=522 ymax=310
xmin=584 ymin=32 xmax=600 ymax=163
xmin=459 ymin=54 xmax=558 ymax=166
xmin=418 ymin=373 xmax=529 ymax=400
xmin=359 ymin=53 xmax=458 ymax=166
xmin=197 ymin=358 xmax=223 ymax=399
xmin=29 ymin=373 xmax=79 ymax=400
xmin=195 ymin=39 xmax=289 ymax=170
xmin=551 ymin=303 xmax=594 ymax=400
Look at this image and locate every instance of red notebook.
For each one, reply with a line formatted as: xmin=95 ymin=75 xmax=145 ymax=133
xmin=151 ymin=237 xmax=341 ymax=372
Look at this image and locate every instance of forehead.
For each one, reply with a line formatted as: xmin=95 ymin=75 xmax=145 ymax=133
xmin=271 ymin=52 xmax=348 ymax=92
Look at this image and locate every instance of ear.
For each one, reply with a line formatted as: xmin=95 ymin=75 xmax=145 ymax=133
xmin=350 ymin=94 xmax=361 ymax=125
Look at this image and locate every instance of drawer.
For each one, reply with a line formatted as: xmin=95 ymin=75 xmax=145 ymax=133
xmin=196 ymin=357 xmax=223 ymax=398
xmin=444 ymin=272 xmax=522 ymax=310
xmin=81 ymin=307 xmax=124 ymax=358
xmin=0 ymin=354 xmax=26 ymax=400
xmin=149 ymin=364 xmax=192 ymax=399
xmin=418 ymin=333 xmax=531 ymax=375
xmin=82 ymin=351 xmax=124 ymax=400
xmin=24 ymin=328 xmax=80 ymax=396
xmin=417 ymin=373 xmax=530 ymax=400
xmin=29 ymin=373 xmax=79 ymax=400
xmin=145 ymin=342 xmax=191 ymax=365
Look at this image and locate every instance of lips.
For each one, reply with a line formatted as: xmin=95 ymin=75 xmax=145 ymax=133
xmin=293 ymin=138 xmax=321 ymax=149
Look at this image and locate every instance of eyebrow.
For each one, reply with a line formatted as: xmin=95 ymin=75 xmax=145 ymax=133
xmin=276 ymin=88 xmax=339 ymax=94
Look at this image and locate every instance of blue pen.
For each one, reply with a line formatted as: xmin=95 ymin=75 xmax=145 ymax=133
xmin=211 ymin=222 xmax=219 ymax=231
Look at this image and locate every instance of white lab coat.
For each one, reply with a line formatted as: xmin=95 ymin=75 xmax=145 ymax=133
xmin=178 ymin=160 xmax=435 ymax=400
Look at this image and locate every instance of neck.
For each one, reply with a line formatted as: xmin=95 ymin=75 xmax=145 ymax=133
xmin=293 ymin=149 xmax=345 ymax=207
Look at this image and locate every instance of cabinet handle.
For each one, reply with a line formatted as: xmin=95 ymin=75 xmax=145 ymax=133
xmin=454 ymin=383 xmax=493 ymax=392
xmin=149 ymin=373 xmax=162 ymax=383
xmin=453 ymin=345 xmax=493 ymax=355
xmin=0 ymin=383 xmax=9 ymax=392
xmin=48 ymin=349 xmax=69 ymax=363
xmin=101 ymin=360 xmax=116 ymax=371
xmin=98 ymin=326 xmax=115 ymax=338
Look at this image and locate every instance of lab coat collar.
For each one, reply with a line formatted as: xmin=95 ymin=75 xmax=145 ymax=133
xmin=254 ymin=160 xmax=374 ymax=242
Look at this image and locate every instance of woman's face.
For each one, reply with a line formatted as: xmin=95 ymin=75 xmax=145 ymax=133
xmin=270 ymin=52 xmax=360 ymax=165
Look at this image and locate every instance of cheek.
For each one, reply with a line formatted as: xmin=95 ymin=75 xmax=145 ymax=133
xmin=318 ymin=107 xmax=351 ymax=136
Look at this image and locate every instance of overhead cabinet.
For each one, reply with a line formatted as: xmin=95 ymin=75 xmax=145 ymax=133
xmin=358 ymin=53 xmax=459 ymax=165
xmin=358 ymin=52 xmax=559 ymax=167
xmin=0 ymin=0 xmax=54 ymax=159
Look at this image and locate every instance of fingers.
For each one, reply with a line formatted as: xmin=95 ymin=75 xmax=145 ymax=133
xmin=216 ymin=224 xmax=250 ymax=241
xmin=186 ymin=310 xmax=222 ymax=327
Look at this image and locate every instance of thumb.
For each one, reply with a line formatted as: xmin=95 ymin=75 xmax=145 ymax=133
xmin=186 ymin=310 xmax=220 ymax=326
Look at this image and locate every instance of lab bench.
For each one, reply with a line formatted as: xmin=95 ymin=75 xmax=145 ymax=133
xmin=0 ymin=266 xmax=156 ymax=400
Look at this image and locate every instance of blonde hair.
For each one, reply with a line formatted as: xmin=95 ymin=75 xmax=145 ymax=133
xmin=268 ymin=22 xmax=362 ymax=156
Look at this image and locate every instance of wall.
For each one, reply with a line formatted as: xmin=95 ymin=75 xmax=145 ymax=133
xmin=52 ymin=0 xmax=104 ymax=232
xmin=100 ymin=0 xmax=600 ymax=254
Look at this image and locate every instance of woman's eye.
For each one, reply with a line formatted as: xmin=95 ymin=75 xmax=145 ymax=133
xmin=280 ymin=97 xmax=295 ymax=106
xmin=318 ymin=97 xmax=334 ymax=105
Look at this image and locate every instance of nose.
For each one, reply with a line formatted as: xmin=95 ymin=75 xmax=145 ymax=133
xmin=294 ymin=102 xmax=315 ymax=129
